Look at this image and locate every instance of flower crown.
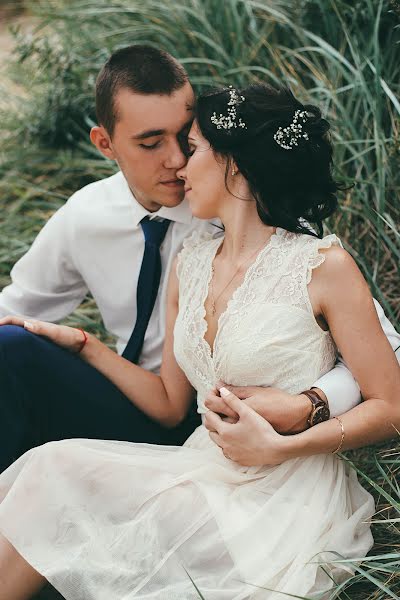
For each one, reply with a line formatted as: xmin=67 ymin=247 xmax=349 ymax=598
xmin=210 ymin=86 xmax=247 ymax=130
xmin=209 ymin=89 xmax=311 ymax=151
xmin=273 ymin=109 xmax=309 ymax=150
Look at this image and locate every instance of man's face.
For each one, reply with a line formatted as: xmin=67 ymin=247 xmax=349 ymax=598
xmin=92 ymin=82 xmax=195 ymax=212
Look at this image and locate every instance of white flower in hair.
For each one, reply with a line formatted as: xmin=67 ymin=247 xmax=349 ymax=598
xmin=210 ymin=86 xmax=247 ymax=130
xmin=274 ymin=109 xmax=309 ymax=150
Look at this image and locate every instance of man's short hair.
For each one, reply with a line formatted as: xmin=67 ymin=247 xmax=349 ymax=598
xmin=95 ymin=45 xmax=189 ymax=136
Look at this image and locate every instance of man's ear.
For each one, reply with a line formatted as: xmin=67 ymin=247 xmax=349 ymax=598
xmin=90 ymin=126 xmax=116 ymax=160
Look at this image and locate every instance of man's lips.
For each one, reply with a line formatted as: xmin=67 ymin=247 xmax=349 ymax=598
xmin=160 ymin=179 xmax=184 ymax=187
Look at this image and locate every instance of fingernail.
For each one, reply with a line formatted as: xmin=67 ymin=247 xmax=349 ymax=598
xmin=24 ymin=321 xmax=34 ymax=330
xmin=220 ymin=387 xmax=230 ymax=397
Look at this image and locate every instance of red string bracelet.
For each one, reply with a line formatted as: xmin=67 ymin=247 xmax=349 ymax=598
xmin=76 ymin=329 xmax=88 ymax=354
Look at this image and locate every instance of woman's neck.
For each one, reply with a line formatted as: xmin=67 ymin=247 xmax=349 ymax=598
xmin=219 ymin=200 xmax=275 ymax=264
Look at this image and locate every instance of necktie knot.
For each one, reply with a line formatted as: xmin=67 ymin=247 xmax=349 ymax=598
xmin=140 ymin=216 xmax=170 ymax=248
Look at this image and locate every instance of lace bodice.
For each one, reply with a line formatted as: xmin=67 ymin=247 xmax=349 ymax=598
xmin=174 ymin=228 xmax=339 ymax=414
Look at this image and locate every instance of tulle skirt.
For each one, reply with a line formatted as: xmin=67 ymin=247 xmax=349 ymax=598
xmin=0 ymin=425 xmax=374 ymax=599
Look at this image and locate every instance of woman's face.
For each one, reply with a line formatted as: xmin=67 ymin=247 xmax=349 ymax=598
xmin=177 ymin=121 xmax=229 ymax=219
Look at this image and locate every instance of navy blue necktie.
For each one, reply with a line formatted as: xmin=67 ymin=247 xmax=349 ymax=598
xmin=123 ymin=216 xmax=171 ymax=364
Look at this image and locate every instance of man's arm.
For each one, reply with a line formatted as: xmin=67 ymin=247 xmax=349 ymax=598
xmin=0 ymin=199 xmax=88 ymax=322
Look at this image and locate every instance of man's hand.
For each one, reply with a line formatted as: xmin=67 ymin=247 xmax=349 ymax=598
xmin=0 ymin=315 xmax=86 ymax=354
xmin=204 ymin=382 xmax=313 ymax=434
xmin=204 ymin=387 xmax=291 ymax=466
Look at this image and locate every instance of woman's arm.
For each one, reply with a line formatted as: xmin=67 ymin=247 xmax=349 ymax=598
xmin=288 ymin=246 xmax=400 ymax=454
xmin=0 ymin=258 xmax=195 ymax=428
xmin=80 ymin=258 xmax=194 ymax=427
xmin=204 ymin=246 xmax=400 ymax=465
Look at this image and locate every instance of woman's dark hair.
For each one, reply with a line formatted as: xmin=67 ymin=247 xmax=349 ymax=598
xmin=96 ymin=45 xmax=188 ymax=137
xmin=196 ymin=84 xmax=343 ymax=237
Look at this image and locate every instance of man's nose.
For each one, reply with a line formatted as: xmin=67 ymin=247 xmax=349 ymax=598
xmin=164 ymin=139 xmax=188 ymax=171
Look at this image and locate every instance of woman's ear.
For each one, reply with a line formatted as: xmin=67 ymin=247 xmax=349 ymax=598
xmin=229 ymin=159 xmax=239 ymax=177
xmin=90 ymin=126 xmax=116 ymax=160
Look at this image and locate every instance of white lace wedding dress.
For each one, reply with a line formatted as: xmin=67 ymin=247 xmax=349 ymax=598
xmin=0 ymin=228 xmax=374 ymax=600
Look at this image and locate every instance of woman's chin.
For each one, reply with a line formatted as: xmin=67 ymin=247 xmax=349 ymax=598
xmin=188 ymin=199 xmax=218 ymax=220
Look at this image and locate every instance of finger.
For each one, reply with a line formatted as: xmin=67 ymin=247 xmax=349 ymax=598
xmin=222 ymin=448 xmax=232 ymax=460
xmin=23 ymin=320 xmax=55 ymax=338
xmin=23 ymin=319 xmax=47 ymax=334
xmin=204 ymin=389 xmax=221 ymax=406
xmin=221 ymin=416 xmax=238 ymax=424
xmin=204 ymin=394 xmax=237 ymax=418
xmin=208 ymin=431 xmax=223 ymax=449
xmin=219 ymin=387 xmax=249 ymax=418
xmin=204 ymin=397 xmax=227 ymax=414
xmin=217 ymin=382 xmax=256 ymax=400
xmin=204 ymin=410 xmax=224 ymax=433
xmin=205 ymin=391 xmax=222 ymax=404
xmin=205 ymin=388 xmax=218 ymax=401
xmin=23 ymin=320 xmax=39 ymax=333
xmin=0 ymin=315 xmax=27 ymax=328
xmin=216 ymin=381 xmax=251 ymax=402
xmin=217 ymin=381 xmax=254 ymax=400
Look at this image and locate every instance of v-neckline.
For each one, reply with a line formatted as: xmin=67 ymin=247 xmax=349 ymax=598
xmin=201 ymin=228 xmax=280 ymax=359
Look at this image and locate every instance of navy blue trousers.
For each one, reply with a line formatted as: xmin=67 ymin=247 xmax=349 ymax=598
xmin=0 ymin=325 xmax=201 ymax=473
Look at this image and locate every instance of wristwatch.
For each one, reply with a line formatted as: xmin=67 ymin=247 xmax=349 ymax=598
xmin=301 ymin=389 xmax=330 ymax=428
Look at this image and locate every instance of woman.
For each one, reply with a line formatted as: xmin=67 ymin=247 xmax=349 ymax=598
xmin=0 ymin=84 xmax=398 ymax=600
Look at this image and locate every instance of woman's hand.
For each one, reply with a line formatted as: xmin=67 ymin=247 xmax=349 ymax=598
xmin=204 ymin=383 xmax=312 ymax=433
xmin=204 ymin=387 xmax=292 ymax=466
xmin=0 ymin=315 xmax=86 ymax=353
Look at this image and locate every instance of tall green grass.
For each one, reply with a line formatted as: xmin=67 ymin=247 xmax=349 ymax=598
xmin=0 ymin=1 xmax=399 ymax=598
xmin=1 ymin=0 xmax=398 ymax=323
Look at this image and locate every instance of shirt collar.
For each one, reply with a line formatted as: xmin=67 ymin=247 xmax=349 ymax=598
xmin=118 ymin=171 xmax=193 ymax=227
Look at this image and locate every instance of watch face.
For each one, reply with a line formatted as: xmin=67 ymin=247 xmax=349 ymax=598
xmin=313 ymin=404 xmax=330 ymax=425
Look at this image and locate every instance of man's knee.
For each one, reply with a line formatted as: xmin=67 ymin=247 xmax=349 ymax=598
xmin=0 ymin=325 xmax=38 ymax=369
xmin=0 ymin=324 xmax=34 ymax=346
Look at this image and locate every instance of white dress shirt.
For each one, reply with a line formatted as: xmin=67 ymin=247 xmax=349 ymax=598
xmin=0 ymin=171 xmax=398 ymax=415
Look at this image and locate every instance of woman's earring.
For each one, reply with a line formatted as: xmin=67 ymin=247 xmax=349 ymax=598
xmin=232 ymin=169 xmax=236 ymax=176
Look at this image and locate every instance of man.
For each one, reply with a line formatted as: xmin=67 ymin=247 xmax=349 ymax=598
xmin=0 ymin=44 xmax=399 ymax=474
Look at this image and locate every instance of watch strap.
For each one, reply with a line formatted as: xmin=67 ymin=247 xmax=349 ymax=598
xmin=301 ymin=389 xmax=329 ymax=427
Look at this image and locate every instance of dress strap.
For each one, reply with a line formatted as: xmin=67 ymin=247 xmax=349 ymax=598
xmin=176 ymin=231 xmax=218 ymax=282
xmin=305 ymin=234 xmax=341 ymax=285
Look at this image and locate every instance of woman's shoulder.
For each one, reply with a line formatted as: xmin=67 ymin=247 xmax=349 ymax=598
xmin=277 ymin=228 xmax=346 ymax=282
xmin=310 ymin=241 xmax=357 ymax=279
xmin=298 ymin=232 xmax=360 ymax=290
